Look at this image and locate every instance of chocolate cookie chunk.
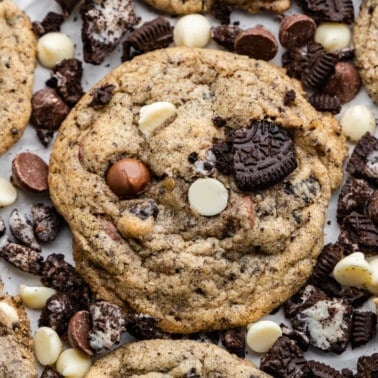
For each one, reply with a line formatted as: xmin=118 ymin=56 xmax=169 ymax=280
xmin=356 ymin=353 xmax=378 ymax=377
xmin=351 ymin=311 xmax=377 ymax=348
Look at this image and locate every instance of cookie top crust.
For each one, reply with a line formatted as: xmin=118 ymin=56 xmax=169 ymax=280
xmin=353 ymin=0 xmax=378 ymax=104
xmin=85 ymin=339 xmax=270 ymax=377
xmin=49 ymin=47 xmax=347 ymax=334
xmin=0 ymin=0 xmax=36 ymax=156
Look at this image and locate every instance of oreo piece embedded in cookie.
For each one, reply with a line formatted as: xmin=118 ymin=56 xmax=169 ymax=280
xmin=80 ymin=0 xmax=137 ymax=64
xmin=351 ymin=311 xmax=377 ymax=348
xmin=233 ymin=120 xmax=297 ymax=191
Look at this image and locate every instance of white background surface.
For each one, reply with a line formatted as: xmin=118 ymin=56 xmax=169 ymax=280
xmin=1 ymin=0 xmax=377 ymax=374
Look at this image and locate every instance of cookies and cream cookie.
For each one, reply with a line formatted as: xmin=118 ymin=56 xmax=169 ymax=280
xmin=49 ymin=47 xmax=347 ymax=334
xmin=85 ymin=339 xmax=269 ymax=377
xmin=0 ymin=0 xmax=36 ymax=156
xmin=353 ymin=0 xmax=378 ymax=104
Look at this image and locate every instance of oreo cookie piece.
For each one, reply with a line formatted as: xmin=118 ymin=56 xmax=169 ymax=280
xmin=219 ymin=327 xmax=246 ymax=358
xmin=339 ymin=286 xmax=371 ymax=307
xmin=80 ymin=0 xmax=137 ymax=64
xmin=351 ymin=311 xmax=377 ymax=348
xmin=211 ymin=24 xmax=242 ymax=51
xmin=233 ymin=120 xmax=297 ymax=191
xmin=308 ymin=360 xmax=344 ymax=378
xmin=260 ymin=336 xmax=311 ymax=377
xmin=280 ymin=323 xmax=310 ymax=351
xmin=126 ymin=313 xmax=168 ymax=340
xmin=347 ymin=132 xmax=378 ymax=185
xmin=282 ymin=48 xmax=306 ymax=80
xmin=308 ymin=93 xmax=341 ymax=114
xmin=356 ymin=353 xmax=378 ymax=377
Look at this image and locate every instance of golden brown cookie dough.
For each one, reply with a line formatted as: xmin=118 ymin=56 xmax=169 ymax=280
xmin=0 ymin=0 xmax=36 ymax=156
xmin=353 ymin=0 xmax=378 ymax=104
xmin=49 ymin=47 xmax=347 ymax=334
xmin=85 ymin=339 xmax=270 ymax=377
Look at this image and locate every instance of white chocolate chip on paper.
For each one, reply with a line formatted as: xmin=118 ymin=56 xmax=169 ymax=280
xmin=34 ymin=327 xmax=63 ymax=366
xmin=19 ymin=284 xmax=56 ymax=310
xmin=0 ymin=177 xmax=17 ymax=207
xmin=246 ymin=320 xmax=282 ymax=353
xmin=56 ymin=348 xmax=92 ymax=377
xmin=188 ymin=178 xmax=228 ymax=216
xmin=174 ymin=14 xmax=211 ymax=48
xmin=314 ymin=22 xmax=351 ymax=52
xmin=138 ymin=102 xmax=177 ymax=137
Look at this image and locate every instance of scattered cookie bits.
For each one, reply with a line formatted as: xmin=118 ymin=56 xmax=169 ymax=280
xmin=173 ymin=14 xmax=211 ymax=48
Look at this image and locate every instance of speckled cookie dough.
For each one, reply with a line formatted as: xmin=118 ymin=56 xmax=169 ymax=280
xmin=0 ymin=280 xmax=37 ymax=377
xmin=0 ymin=0 xmax=36 ymax=156
xmin=49 ymin=47 xmax=347 ymax=334
xmin=353 ymin=0 xmax=378 ymax=104
xmin=85 ymin=339 xmax=270 ymax=377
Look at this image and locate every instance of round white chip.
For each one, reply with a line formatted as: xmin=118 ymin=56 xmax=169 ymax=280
xmin=56 ymin=348 xmax=91 ymax=377
xmin=0 ymin=177 xmax=17 ymax=207
xmin=34 ymin=327 xmax=63 ymax=366
xmin=246 ymin=320 xmax=282 ymax=353
xmin=174 ymin=14 xmax=211 ymax=48
xmin=188 ymin=178 xmax=228 ymax=216
xmin=314 ymin=22 xmax=351 ymax=52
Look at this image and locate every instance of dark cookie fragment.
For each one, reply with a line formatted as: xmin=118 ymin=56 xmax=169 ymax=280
xmin=220 ymin=327 xmax=246 ymax=358
xmin=88 ymin=301 xmax=126 ymax=353
xmin=280 ymin=324 xmax=310 ymax=351
xmin=260 ymin=336 xmax=311 ymax=377
xmin=55 ymin=0 xmax=79 ymax=16
xmin=283 ymin=89 xmax=296 ymax=106
xmin=308 ymin=360 xmax=344 ymax=377
xmin=233 ymin=120 xmax=297 ymax=191
xmin=347 ymin=132 xmax=378 ymax=185
xmin=36 ymin=128 xmax=54 ymax=147
xmin=126 ymin=313 xmax=167 ymax=340
xmin=89 ymin=84 xmax=116 ymax=109
xmin=356 ymin=353 xmax=378 ymax=377
xmin=80 ymin=0 xmax=137 ymax=64
xmin=0 ymin=216 xmax=5 ymax=237
xmin=336 ymin=177 xmax=371 ymax=223
xmin=32 ymin=12 xmax=65 ymax=37
xmin=129 ymin=200 xmax=159 ymax=220
xmin=211 ymin=25 xmax=242 ymax=51
xmin=368 ymin=190 xmax=378 ymax=225
xmin=309 ymin=93 xmax=341 ymax=114
xmin=339 ymin=286 xmax=371 ymax=307
xmin=32 ymin=203 xmax=61 ymax=243
xmin=279 ymin=14 xmax=316 ymax=49
xmin=351 ymin=311 xmax=377 ymax=348
xmin=211 ymin=0 xmax=232 ymax=24
xmin=211 ymin=139 xmax=234 ymax=175
xmin=46 ymin=59 xmax=84 ymax=107
xmin=282 ymin=48 xmax=306 ymax=79
xmin=1 ymin=243 xmax=43 ymax=275
xmin=41 ymin=366 xmax=63 ymax=378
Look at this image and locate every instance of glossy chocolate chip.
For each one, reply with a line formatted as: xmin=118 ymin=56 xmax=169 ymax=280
xmin=106 ymin=158 xmax=150 ymax=197
xmin=234 ymin=26 xmax=278 ymax=61
xmin=12 ymin=152 xmax=49 ymax=193
xmin=279 ymin=14 xmax=316 ymax=48
xmin=68 ymin=310 xmax=94 ymax=355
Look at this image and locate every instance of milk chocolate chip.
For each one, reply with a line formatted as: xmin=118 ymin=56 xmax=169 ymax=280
xmin=68 ymin=310 xmax=94 ymax=355
xmin=12 ymin=152 xmax=49 ymax=192
xmin=279 ymin=14 xmax=317 ymax=48
xmin=234 ymin=26 xmax=278 ymax=61
xmin=106 ymin=158 xmax=150 ymax=197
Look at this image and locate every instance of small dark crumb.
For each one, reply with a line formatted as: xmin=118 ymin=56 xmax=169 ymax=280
xmin=188 ymin=152 xmax=199 ymax=163
xmin=0 ymin=216 xmax=6 ymax=237
xmin=126 ymin=313 xmax=167 ymax=340
xmin=40 ymin=366 xmax=63 ymax=378
xmin=211 ymin=0 xmax=232 ymax=24
xmin=89 ymin=84 xmax=116 ymax=109
xmin=212 ymin=115 xmax=227 ymax=127
xmin=36 ymin=128 xmax=54 ymax=147
xmin=283 ymin=89 xmax=296 ymax=105
xmin=211 ymin=25 xmax=242 ymax=51
xmin=220 ymin=327 xmax=246 ymax=358
xmin=32 ymin=12 xmax=64 ymax=37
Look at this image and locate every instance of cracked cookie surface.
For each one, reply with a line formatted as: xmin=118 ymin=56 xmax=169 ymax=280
xmin=49 ymin=47 xmax=347 ymax=334
xmin=0 ymin=0 xmax=36 ymax=156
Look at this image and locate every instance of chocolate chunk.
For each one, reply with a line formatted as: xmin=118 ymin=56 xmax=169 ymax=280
xmin=323 ymin=62 xmax=361 ymax=103
xmin=124 ymin=17 xmax=173 ymax=54
xmin=290 ymin=297 xmax=353 ymax=354
xmin=233 ymin=120 xmax=297 ymax=191
xmin=298 ymin=0 xmax=354 ymax=24
xmin=46 ymin=59 xmax=84 ymax=107
xmin=341 ymin=368 xmax=354 ymax=378
xmin=89 ymin=84 xmax=115 ymax=109
xmin=211 ymin=140 xmax=234 ymax=175
xmin=347 ymin=132 xmax=378 ymax=185
xmin=339 ymin=286 xmax=371 ymax=307
xmin=32 ymin=203 xmax=61 ymax=243
xmin=280 ymin=323 xmax=310 ymax=351
xmin=220 ymin=327 xmax=246 ymax=358
xmin=284 ymin=89 xmax=296 ymax=105
xmin=351 ymin=311 xmax=377 ymax=348
xmin=31 ymin=88 xmax=70 ymax=130
xmin=309 ymin=93 xmax=341 ymax=114
xmin=9 ymin=209 xmax=41 ymax=251
xmin=211 ymin=25 xmax=242 ymax=51
xmin=80 ymin=0 xmax=137 ymax=65
xmin=36 ymin=128 xmax=54 ymax=147
xmin=0 ymin=216 xmax=5 ymax=237
xmin=211 ymin=0 xmax=232 ymax=24
xmin=11 ymin=152 xmax=49 ymax=193
xmin=234 ymin=26 xmax=278 ymax=61
xmin=368 ymin=190 xmax=378 ymax=226
xmin=282 ymin=48 xmax=306 ymax=79
xmin=312 ymin=276 xmax=342 ymax=298
xmin=308 ymin=360 xmax=344 ymax=377
xmin=68 ymin=310 xmax=94 ymax=355
xmin=32 ymin=12 xmax=65 ymax=37
xmin=279 ymin=14 xmax=316 ymax=48
xmin=1 ymin=242 xmax=43 ymax=275
xmin=39 ymin=293 xmax=76 ymax=335
xmin=88 ymin=301 xmax=126 ymax=353
xmin=356 ymin=353 xmax=378 ymax=377
xmin=302 ymin=52 xmax=338 ymax=89
xmin=129 ymin=200 xmax=159 ymax=220
xmin=337 ymin=177 xmax=372 ymax=223
xmin=55 ymin=0 xmax=79 ymax=16
xmin=126 ymin=313 xmax=167 ymax=340
xmin=41 ymin=367 xmax=63 ymax=378
xmin=260 ymin=336 xmax=311 ymax=377
xmin=40 ymin=253 xmax=85 ymax=292
xmin=343 ymin=211 xmax=378 ymax=253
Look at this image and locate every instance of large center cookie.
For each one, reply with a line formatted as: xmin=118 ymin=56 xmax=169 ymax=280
xmin=49 ymin=47 xmax=347 ymax=334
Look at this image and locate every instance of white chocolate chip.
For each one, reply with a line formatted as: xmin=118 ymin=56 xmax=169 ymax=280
xmin=173 ymin=14 xmax=211 ymax=48
xmin=56 ymin=348 xmax=92 ymax=377
xmin=34 ymin=327 xmax=63 ymax=366
xmin=19 ymin=284 xmax=56 ymax=310
xmin=37 ymin=32 xmax=75 ymax=68
xmin=314 ymin=22 xmax=351 ymax=52
xmin=138 ymin=102 xmax=177 ymax=137
xmin=188 ymin=178 xmax=228 ymax=216
xmin=333 ymin=252 xmax=372 ymax=287
xmin=246 ymin=320 xmax=282 ymax=353
xmin=0 ymin=301 xmax=19 ymax=329
xmin=340 ymin=105 xmax=376 ymax=142
xmin=0 ymin=177 xmax=17 ymax=207
xmin=364 ymin=257 xmax=378 ymax=295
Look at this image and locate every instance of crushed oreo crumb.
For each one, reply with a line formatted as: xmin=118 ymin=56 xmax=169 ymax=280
xmin=283 ymin=89 xmax=296 ymax=105
xmin=32 ymin=203 xmax=61 ymax=242
xmin=308 ymin=360 xmax=344 ymax=377
xmin=220 ymin=327 xmax=246 ymax=358
xmin=211 ymin=25 xmax=242 ymax=51
xmin=32 ymin=12 xmax=64 ymax=36
xmin=126 ymin=313 xmax=167 ymax=340
xmin=129 ymin=200 xmax=159 ymax=220
xmin=0 ymin=216 xmax=5 ymax=237
xmin=89 ymin=84 xmax=116 ymax=109
xmin=351 ymin=311 xmax=377 ymax=348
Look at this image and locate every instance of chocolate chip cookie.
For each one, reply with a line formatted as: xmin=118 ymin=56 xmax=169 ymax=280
xmin=85 ymin=339 xmax=269 ymax=377
xmin=49 ymin=47 xmax=347 ymax=334
xmin=353 ymin=0 xmax=378 ymax=104
xmin=0 ymin=280 xmax=37 ymax=377
xmin=0 ymin=0 xmax=36 ymax=156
